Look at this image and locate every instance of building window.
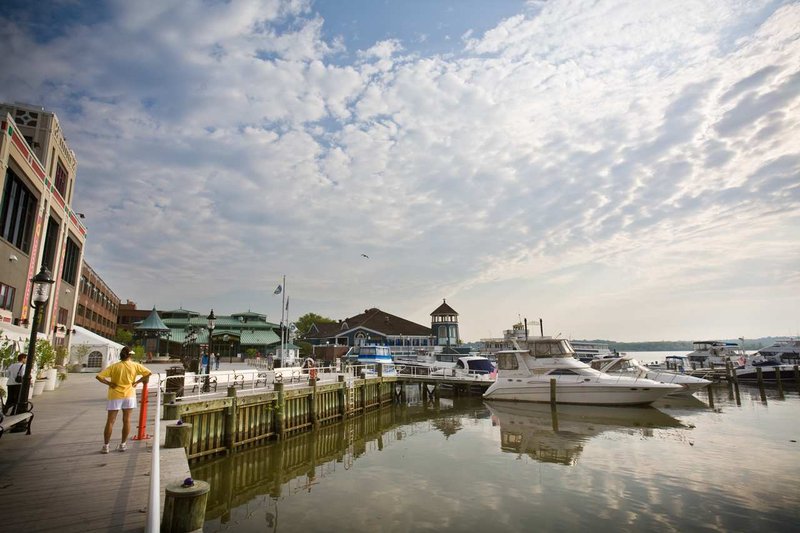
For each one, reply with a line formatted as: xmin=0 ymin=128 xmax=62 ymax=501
xmin=61 ymin=235 xmax=81 ymax=285
xmin=0 ymin=168 xmax=38 ymax=253
xmin=41 ymin=216 xmax=60 ymax=271
xmin=58 ymin=307 xmax=68 ymax=325
xmin=54 ymin=160 xmax=68 ymax=197
xmin=0 ymin=282 xmax=16 ymax=311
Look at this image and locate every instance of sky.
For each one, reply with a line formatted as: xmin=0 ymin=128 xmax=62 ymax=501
xmin=1 ymin=0 xmax=798 ymax=342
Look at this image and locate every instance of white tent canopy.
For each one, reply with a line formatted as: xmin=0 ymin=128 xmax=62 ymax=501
xmin=70 ymin=326 xmax=124 ymax=370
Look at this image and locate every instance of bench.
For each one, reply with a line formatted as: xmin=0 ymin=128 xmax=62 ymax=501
xmin=191 ymin=376 xmax=218 ymax=393
xmin=254 ymin=372 xmax=269 ymax=387
xmin=231 ymin=372 xmax=245 ymax=389
xmin=0 ymin=399 xmax=34 ymax=439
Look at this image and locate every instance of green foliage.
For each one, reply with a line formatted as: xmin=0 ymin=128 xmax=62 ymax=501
xmin=31 ymin=338 xmax=56 ymax=374
xmin=72 ymin=343 xmax=91 ymax=366
xmin=295 ymin=313 xmax=336 ymax=339
xmin=245 ymin=348 xmax=257 ymax=359
xmin=131 ymin=345 xmax=145 ymax=362
xmin=55 ymin=345 xmax=68 ymax=367
xmin=297 ymin=340 xmax=313 ymax=358
xmin=0 ymin=331 xmax=18 ymax=370
xmin=114 ymin=327 xmax=134 ymax=346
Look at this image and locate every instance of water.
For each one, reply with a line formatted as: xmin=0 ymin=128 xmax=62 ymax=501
xmin=193 ymin=383 xmax=800 ymax=532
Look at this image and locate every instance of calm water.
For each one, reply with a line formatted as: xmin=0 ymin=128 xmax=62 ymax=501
xmin=194 ymin=380 xmax=800 ymax=533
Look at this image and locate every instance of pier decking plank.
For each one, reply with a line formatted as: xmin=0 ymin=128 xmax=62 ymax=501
xmin=0 ymin=373 xmax=154 ymax=532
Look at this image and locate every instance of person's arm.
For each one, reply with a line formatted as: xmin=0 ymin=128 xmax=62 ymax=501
xmin=96 ymin=368 xmax=116 ymax=389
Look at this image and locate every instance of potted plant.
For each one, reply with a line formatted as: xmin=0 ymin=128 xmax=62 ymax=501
xmin=29 ymin=338 xmax=56 ymax=394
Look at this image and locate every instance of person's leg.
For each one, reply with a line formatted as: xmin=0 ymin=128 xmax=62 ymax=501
xmin=121 ymin=408 xmax=133 ymax=443
xmin=104 ymin=410 xmax=118 ymax=444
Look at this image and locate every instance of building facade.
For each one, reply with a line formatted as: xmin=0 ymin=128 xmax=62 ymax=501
xmin=75 ymin=260 xmax=120 ymax=339
xmin=0 ymin=102 xmax=87 ymax=347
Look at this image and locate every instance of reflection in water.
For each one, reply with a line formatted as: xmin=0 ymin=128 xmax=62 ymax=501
xmin=195 ymin=385 xmax=800 ymax=532
xmin=485 ymin=401 xmax=684 ymax=465
xmin=192 ymin=395 xmax=485 ymax=526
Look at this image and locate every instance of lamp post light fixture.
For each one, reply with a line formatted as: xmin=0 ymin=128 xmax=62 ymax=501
xmin=17 ymin=266 xmax=55 ymax=414
xmin=204 ymin=309 xmax=216 ymax=392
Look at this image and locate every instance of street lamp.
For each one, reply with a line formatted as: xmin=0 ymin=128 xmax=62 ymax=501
xmin=17 ymin=266 xmax=55 ymax=414
xmin=223 ymin=333 xmax=230 ymax=364
xmin=204 ymin=309 xmax=216 ymax=392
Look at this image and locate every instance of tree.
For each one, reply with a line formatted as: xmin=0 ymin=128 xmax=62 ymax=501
xmin=114 ymin=327 xmax=133 ymax=346
xmin=294 ymin=312 xmax=336 ymax=339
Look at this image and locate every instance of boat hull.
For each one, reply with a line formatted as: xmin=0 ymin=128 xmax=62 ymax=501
xmin=736 ymin=365 xmax=797 ymax=382
xmin=483 ymin=378 xmax=680 ymax=406
xmin=644 ymin=370 xmax=710 ymax=396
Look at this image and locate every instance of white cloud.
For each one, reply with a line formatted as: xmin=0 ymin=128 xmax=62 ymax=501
xmin=1 ymin=0 xmax=798 ymax=340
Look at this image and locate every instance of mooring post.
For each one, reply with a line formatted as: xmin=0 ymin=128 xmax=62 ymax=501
xmin=775 ymin=365 xmax=784 ymax=398
xmin=310 ymin=376 xmax=319 ymax=428
xmin=794 ymin=365 xmax=800 ymax=392
xmin=225 ymin=386 xmax=237 ymax=450
xmin=164 ymin=421 xmax=193 ymax=453
xmin=756 ymin=367 xmax=766 ymax=402
xmin=162 ymin=478 xmax=210 ymax=533
xmin=550 ymin=378 xmax=557 ymax=407
xmin=275 ymin=382 xmax=286 ymax=439
xmin=729 ymin=362 xmax=741 ymax=405
xmin=337 ymin=375 xmax=348 ymax=420
xmin=706 ymin=386 xmax=715 ymax=409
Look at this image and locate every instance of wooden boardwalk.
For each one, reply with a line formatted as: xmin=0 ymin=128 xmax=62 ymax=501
xmin=0 ymin=373 xmax=154 ymax=532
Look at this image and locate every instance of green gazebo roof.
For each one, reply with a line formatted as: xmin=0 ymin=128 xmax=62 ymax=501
xmin=136 ymin=307 xmax=170 ymax=332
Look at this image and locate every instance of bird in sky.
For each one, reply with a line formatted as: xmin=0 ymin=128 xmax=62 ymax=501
xmin=361 ymin=253 xmax=369 ymax=258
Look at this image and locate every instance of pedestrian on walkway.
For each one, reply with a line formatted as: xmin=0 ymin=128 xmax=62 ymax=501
xmin=3 ymin=353 xmax=26 ymax=414
xmin=95 ymin=347 xmax=152 ymax=453
xmin=214 ymin=352 xmax=220 ymax=370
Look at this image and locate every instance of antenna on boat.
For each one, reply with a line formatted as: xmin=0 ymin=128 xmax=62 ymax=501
xmin=524 ymin=318 xmax=528 ymax=340
xmin=539 ymin=318 xmax=544 ymax=337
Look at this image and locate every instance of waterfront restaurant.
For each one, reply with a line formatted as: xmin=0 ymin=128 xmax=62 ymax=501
xmin=149 ymin=308 xmax=282 ymax=361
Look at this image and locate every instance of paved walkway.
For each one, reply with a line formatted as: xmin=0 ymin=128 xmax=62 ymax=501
xmin=0 ymin=372 xmax=154 ymax=532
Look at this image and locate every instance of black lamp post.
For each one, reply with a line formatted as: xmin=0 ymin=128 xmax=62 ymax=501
xmin=17 ymin=266 xmax=55 ymax=414
xmin=204 ymin=309 xmax=215 ymax=392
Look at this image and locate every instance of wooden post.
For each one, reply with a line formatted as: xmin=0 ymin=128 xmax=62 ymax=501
xmin=162 ymin=479 xmax=210 ymax=533
xmin=730 ymin=362 xmax=741 ymax=406
xmin=360 ymin=379 xmax=367 ymax=413
xmin=706 ymin=385 xmax=714 ymax=409
xmin=275 ymin=382 xmax=286 ymax=439
xmin=756 ymin=367 xmax=766 ymax=401
xmin=775 ymin=365 xmax=784 ymax=398
xmin=310 ymin=377 xmax=319 ymax=428
xmin=225 ymin=387 xmax=237 ymax=451
xmin=163 ymin=392 xmax=177 ymax=404
xmin=163 ymin=402 xmax=180 ymax=421
xmin=550 ymin=378 xmax=557 ymax=407
xmin=794 ymin=365 xmax=800 ymax=392
xmin=164 ymin=422 xmax=193 ymax=452
xmin=337 ymin=375 xmax=347 ymax=420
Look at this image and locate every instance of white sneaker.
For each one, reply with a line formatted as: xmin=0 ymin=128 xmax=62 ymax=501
xmin=101 ymin=444 xmax=110 ymax=454
xmin=117 ymin=442 xmax=127 ymax=452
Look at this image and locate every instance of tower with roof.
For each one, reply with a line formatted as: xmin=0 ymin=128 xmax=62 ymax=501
xmin=431 ymin=299 xmax=459 ymax=347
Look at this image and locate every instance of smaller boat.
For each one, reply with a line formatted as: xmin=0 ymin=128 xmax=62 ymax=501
xmin=344 ymin=344 xmax=397 ymax=376
xmin=686 ymin=340 xmax=742 ymax=368
xmin=570 ymin=340 xmax=616 ymax=364
xmin=590 ymin=355 xmax=710 ymax=395
xmin=429 ymin=355 xmax=496 ymax=380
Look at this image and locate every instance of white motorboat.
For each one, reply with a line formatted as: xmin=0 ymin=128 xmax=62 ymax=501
xmin=590 ymin=355 xmax=710 ymax=396
xmin=428 ymin=355 xmax=496 ymax=380
xmin=570 ymin=340 xmax=616 ymax=363
xmin=482 ymin=338 xmax=681 ymax=405
xmin=686 ymin=340 xmax=741 ymax=368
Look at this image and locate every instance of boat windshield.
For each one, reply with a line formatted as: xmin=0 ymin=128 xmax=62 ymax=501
xmin=467 ymin=359 xmax=496 ymax=373
xmin=497 ymin=352 xmax=520 ymax=370
xmin=531 ymin=340 xmax=573 ymax=358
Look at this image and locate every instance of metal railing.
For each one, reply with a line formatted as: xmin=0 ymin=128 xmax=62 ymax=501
xmin=145 ymin=373 xmax=162 ymax=533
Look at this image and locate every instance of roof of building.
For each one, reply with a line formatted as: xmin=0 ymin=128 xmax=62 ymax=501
xmin=135 ymin=307 xmax=170 ymax=332
xmin=308 ymin=307 xmax=430 ymax=339
xmin=431 ymin=299 xmax=458 ymax=316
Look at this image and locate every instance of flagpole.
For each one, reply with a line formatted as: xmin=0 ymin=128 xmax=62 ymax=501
xmin=281 ymin=274 xmax=286 ymax=364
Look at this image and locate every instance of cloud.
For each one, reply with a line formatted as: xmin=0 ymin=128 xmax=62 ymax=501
xmin=1 ymin=0 xmax=798 ymax=340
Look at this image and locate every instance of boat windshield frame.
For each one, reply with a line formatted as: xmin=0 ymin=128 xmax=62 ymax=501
xmin=529 ymin=340 xmax=574 ymax=358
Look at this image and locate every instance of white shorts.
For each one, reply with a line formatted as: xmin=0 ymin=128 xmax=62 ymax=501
xmin=107 ymin=397 xmax=137 ymax=411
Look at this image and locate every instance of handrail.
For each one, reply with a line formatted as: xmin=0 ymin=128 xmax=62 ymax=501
xmin=145 ymin=372 xmax=162 ymax=533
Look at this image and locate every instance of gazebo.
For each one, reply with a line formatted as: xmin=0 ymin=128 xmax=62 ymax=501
xmin=134 ymin=307 xmax=171 ymax=359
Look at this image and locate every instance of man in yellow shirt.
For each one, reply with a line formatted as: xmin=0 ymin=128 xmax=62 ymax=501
xmin=95 ymin=347 xmax=152 ymax=453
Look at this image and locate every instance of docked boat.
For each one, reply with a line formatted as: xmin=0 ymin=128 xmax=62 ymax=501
xmin=344 ymin=344 xmax=397 ymax=375
xmin=485 ymin=400 xmax=682 ymax=465
xmin=751 ymin=338 xmax=800 ymax=365
xmin=686 ymin=340 xmax=742 ymax=368
xmin=731 ymin=338 xmax=800 ymax=381
xmin=429 ymin=355 xmax=496 ymax=379
xmin=570 ymin=340 xmax=616 ymax=363
xmin=590 ymin=355 xmax=710 ymax=395
xmin=482 ymin=338 xmax=681 ymax=405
